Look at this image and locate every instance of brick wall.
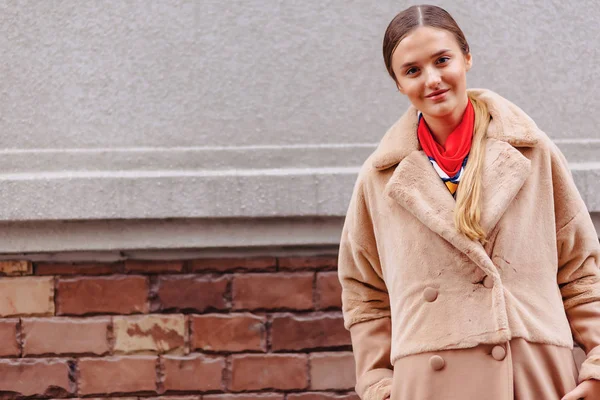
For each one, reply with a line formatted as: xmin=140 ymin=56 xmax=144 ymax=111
xmin=0 ymin=256 xmax=357 ymax=399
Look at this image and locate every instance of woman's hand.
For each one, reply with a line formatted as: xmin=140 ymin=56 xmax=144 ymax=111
xmin=562 ymin=379 xmax=600 ymax=400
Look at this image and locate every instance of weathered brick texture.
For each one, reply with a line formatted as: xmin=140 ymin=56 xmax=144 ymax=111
xmin=113 ymin=314 xmax=186 ymax=354
xmin=78 ymin=356 xmax=158 ymax=395
xmin=125 ymin=260 xmax=183 ymax=273
xmin=316 ymin=271 xmax=343 ymax=309
xmin=188 ymin=257 xmax=276 ymax=272
xmin=278 ymin=256 xmax=337 ymax=271
xmin=35 ymin=262 xmax=123 ymax=275
xmin=0 ymin=260 xmax=32 ymax=276
xmin=0 ymin=255 xmax=358 ymax=398
xmin=22 ymin=317 xmax=110 ymax=356
xmin=0 ymin=358 xmax=72 ymax=396
xmin=205 ymin=394 xmax=285 ymax=400
xmin=232 ymin=272 xmax=313 ymax=310
xmin=0 ymin=319 xmax=19 ymax=356
xmin=271 ymin=313 xmax=351 ymax=351
xmin=191 ymin=313 xmax=266 ymax=352
xmin=0 ymin=276 xmax=54 ymax=317
xmin=56 ymin=275 xmax=149 ymax=315
xmin=230 ymin=354 xmax=308 ymax=391
xmin=162 ymin=354 xmax=225 ymax=391
xmin=154 ymin=275 xmax=229 ymax=312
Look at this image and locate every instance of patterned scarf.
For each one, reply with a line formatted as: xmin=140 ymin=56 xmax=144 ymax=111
xmin=417 ymin=100 xmax=474 ymax=197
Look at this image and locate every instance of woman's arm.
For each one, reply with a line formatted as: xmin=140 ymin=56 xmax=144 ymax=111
xmin=550 ymin=140 xmax=600 ymax=382
xmin=338 ymin=175 xmax=393 ymax=400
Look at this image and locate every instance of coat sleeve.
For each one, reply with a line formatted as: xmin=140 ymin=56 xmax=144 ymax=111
xmin=549 ymin=141 xmax=600 ymax=382
xmin=338 ymin=173 xmax=393 ymax=400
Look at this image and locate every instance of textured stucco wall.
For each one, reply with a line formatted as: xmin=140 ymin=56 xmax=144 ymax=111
xmin=1 ymin=0 xmax=598 ymax=148
xmin=0 ymin=0 xmax=597 ymax=252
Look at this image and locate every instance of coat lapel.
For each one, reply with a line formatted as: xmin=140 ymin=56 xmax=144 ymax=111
xmin=382 ymin=139 xmax=531 ymax=278
xmin=383 ymin=138 xmax=531 ymax=240
xmin=372 ymin=88 xmax=538 ymax=276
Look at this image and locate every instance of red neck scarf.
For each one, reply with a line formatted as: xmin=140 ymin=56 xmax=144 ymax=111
xmin=417 ymin=100 xmax=474 ymax=177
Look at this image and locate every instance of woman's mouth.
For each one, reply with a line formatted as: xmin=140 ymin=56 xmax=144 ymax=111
xmin=426 ymin=89 xmax=449 ymax=101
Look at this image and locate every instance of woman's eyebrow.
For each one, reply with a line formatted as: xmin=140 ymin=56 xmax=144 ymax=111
xmin=400 ymin=49 xmax=452 ymax=69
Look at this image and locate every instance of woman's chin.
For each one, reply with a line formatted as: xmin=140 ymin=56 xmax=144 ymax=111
xmin=421 ymin=103 xmax=454 ymax=119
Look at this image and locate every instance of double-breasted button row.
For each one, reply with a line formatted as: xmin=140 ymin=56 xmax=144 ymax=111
xmin=428 ymin=345 xmax=506 ymax=372
xmin=426 ymin=275 xmax=494 ymax=303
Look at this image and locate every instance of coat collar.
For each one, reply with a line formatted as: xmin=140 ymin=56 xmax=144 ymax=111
xmin=377 ymin=89 xmax=538 ymax=279
xmin=371 ymin=88 xmax=539 ymax=170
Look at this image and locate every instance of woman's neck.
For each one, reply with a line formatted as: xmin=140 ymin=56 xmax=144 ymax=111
xmin=422 ymin=97 xmax=469 ymax=148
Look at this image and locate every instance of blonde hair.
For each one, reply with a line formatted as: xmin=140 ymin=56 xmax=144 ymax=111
xmin=454 ymin=92 xmax=490 ymax=244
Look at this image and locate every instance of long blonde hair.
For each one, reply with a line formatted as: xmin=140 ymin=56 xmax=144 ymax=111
xmin=454 ymin=93 xmax=490 ymax=244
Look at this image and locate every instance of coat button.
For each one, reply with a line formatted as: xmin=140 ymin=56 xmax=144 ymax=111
xmin=483 ymin=275 xmax=494 ymax=289
xmin=492 ymin=345 xmax=506 ymax=361
xmin=429 ymin=355 xmax=445 ymax=371
xmin=423 ymin=287 xmax=438 ymax=302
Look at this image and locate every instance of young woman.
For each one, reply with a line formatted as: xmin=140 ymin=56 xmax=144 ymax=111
xmin=338 ymin=5 xmax=600 ymax=400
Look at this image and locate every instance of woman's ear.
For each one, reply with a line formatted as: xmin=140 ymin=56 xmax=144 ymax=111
xmin=396 ymin=81 xmax=405 ymax=94
xmin=465 ymin=53 xmax=473 ymax=71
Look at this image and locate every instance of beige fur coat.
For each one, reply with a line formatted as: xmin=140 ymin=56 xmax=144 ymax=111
xmin=338 ymin=88 xmax=600 ymax=400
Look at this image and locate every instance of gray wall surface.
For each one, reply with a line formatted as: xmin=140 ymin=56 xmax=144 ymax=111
xmin=0 ymin=0 xmax=597 ymax=253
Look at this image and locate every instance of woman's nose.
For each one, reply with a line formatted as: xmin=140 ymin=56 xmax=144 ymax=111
xmin=425 ymin=68 xmax=442 ymax=88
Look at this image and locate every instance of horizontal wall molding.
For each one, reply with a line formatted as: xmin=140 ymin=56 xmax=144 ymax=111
xmin=0 ymin=214 xmax=596 ymax=256
xmin=0 ymin=217 xmax=345 ymax=255
xmin=0 ymin=140 xmax=598 ymax=222
xmin=0 ymin=141 xmax=597 ymax=253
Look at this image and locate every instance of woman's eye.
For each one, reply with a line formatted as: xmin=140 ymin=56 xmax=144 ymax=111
xmin=437 ymin=56 xmax=450 ymax=64
xmin=406 ymin=67 xmax=418 ymax=75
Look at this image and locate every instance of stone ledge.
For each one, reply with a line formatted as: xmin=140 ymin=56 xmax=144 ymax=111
xmin=0 ymin=213 xmax=595 ymax=256
xmin=0 ymin=142 xmax=597 ymax=222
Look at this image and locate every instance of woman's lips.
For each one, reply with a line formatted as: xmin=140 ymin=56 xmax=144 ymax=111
xmin=426 ymin=89 xmax=449 ymax=101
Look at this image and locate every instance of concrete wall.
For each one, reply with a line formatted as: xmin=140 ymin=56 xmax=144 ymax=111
xmin=0 ymin=1 xmax=597 ymax=253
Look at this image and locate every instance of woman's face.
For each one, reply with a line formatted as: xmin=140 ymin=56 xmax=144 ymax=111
xmin=391 ymin=26 xmax=472 ymax=121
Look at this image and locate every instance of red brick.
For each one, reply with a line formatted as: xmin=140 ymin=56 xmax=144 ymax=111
xmin=113 ymin=314 xmax=185 ymax=354
xmin=56 ymin=275 xmax=149 ymax=315
xmin=35 ymin=262 xmax=123 ymax=275
xmin=0 ymin=358 xmax=72 ymax=396
xmin=287 ymin=394 xmax=359 ymax=400
xmin=0 ymin=319 xmax=19 ymax=356
xmin=162 ymin=354 xmax=224 ymax=391
xmin=154 ymin=275 xmax=228 ymax=312
xmin=278 ymin=256 xmax=337 ymax=270
xmin=22 ymin=317 xmax=109 ymax=356
xmin=0 ymin=276 xmax=54 ymax=317
xmin=145 ymin=397 xmax=199 ymax=400
xmin=205 ymin=394 xmax=284 ymax=400
xmin=188 ymin=257 xmax=276 ymax=272
xmin=230 ymin=354 xmax=308 ymax=391
xmin=310 ymin=352 xmax=355 ymax=390
xmin=82 ymin=398 xmax=138 ymax=400
xmin=191 ymin=313 xmax=266 ymax=352
xmin=0 ymin=260 xmax=31 ymax=276
xmin=125 ymin=260 xmax=183 ymax=273
xmin=78 ymin=356 xmax=157 ymax=395
xmin=316 ymin=271 xmax=342 ymax=309
xmin=271 ymin=313 xmax=350 ymax=351
xmin=232 ymin=273 xmax=313 ymax=311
